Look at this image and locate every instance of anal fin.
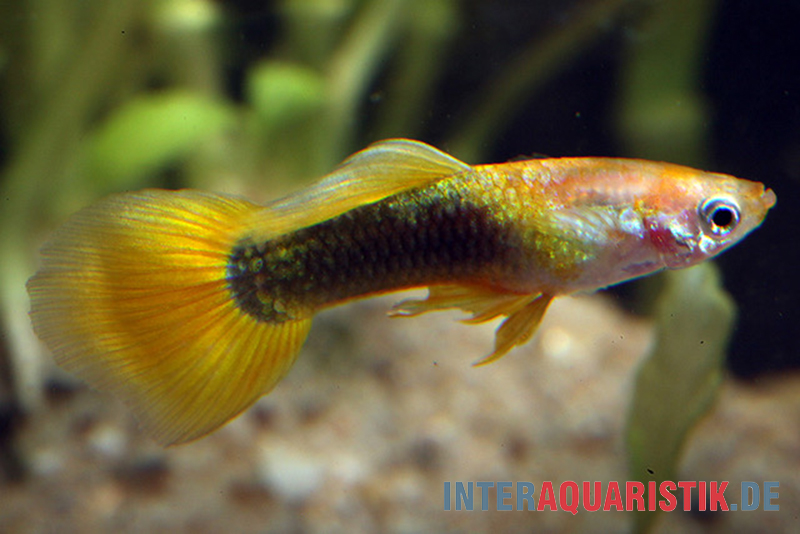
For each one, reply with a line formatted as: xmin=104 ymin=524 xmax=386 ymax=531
xmin=474 ymin=294 xmax=553 ymax=366
xmin=389 ymin=285 xmax=533 ymax=323
xmin=390 ymin=285 xmax=553 ymax=365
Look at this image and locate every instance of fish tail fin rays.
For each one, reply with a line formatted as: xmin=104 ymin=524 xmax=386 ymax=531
xmin=390 ymin=285 xmax=553 ymax=365
xmin=27 ymin=190 xmax=312 ymax=446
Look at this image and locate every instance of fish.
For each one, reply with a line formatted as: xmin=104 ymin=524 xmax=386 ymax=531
xmin=26 ymin=139 xmax=776 ymax=445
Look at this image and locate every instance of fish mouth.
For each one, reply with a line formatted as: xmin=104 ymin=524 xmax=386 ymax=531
xmin=761 ymin=187 xmax=777 ymax=210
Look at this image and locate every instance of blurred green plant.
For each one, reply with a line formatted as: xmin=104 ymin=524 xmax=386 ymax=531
xmin=83 ymin=91 xmax=237 ymax=192
xmin=626 ymin=263 xmax=735 ymax=533
xmin=616 ymin=0 xmax=718 ymax=166
xmin=1 ymin=1 xmax=145 ymax=411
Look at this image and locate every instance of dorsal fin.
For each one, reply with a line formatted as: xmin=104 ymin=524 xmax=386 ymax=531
xmin=246 ymin=139 xmax=471 ymax=242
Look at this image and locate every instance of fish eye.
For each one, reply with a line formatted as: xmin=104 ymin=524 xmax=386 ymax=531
xmin=699 ymin=197 xmax=740 ymax=236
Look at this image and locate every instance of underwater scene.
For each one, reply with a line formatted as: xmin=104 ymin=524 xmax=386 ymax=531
xmin=0 ymin=0 xmax=798 ymax=532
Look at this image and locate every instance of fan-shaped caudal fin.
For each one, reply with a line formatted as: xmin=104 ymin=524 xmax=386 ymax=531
xmin=27 ymin=190 xmax=312 ymax=445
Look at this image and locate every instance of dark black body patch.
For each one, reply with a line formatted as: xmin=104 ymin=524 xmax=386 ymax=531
xmin=227 ymin=183 xmax=521 ymax=322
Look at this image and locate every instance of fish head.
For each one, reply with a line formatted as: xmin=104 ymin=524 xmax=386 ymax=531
xmin=643 ymin=166 xmax=776 ymax=269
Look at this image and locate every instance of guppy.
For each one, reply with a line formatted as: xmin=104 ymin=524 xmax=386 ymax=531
xmin=27 ymin=139 xmax=776 ymax=445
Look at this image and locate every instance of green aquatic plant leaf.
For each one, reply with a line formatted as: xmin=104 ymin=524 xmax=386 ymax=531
xmin=616 ymin=0 xmax=718 ymax=166
xmin=626 ymin=262 xmax=735 ymax=532
xmin=83 ymin=90 xmax=236 ymax=190
xmin=246 ymin=61 xmax=326 ymax=129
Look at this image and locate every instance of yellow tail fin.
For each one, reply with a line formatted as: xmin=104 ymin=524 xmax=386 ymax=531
xmin=27 ymin=190 xmax=311 ymax=445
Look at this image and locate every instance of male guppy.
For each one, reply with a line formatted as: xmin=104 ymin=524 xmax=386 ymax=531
xmin=27 ymin=139 xmax=775 ymax=445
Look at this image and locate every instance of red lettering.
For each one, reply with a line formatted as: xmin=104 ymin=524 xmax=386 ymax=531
xmin=678 ymin=481 xmax=696 ymax=512
xmin=603 ymin=481 xmax=623 ymax=511
xmin=648 ymin=481 xmax=657 ymax=511
xmin=626 ymin=481 xmax=645 ymax=511
xmin=709 ymin=481 xmax=729 ymax=511
xmin=582 ymin=481 xmax=602 ymax=512
xmin=698 ymin=481 xmax=707 ymax=511
xmin=560 ymin=481 xmax=579 ymax=515
xmin=659 ymin=481 xmax=677 ymax=512
xmin=537 ymin=481 xmax=558 ymax=512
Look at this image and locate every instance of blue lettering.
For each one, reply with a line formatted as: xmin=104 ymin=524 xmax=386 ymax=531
xmin=741 ymin=481 xmax=759 ymax=511
xmin=444 ymin=482 xmax=450 ymax=511
xmin=497 ymin=481 xmax=512 ymax=511
xmin=517 ymin=482 xmax=535 ymax=511
xmin=763 ymin=482 xmax=780 ymax=511
xmin=456 ymin=482 xmax=473 ymax=511
xmin=477 ymin=481 xmax=494 ymax=511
